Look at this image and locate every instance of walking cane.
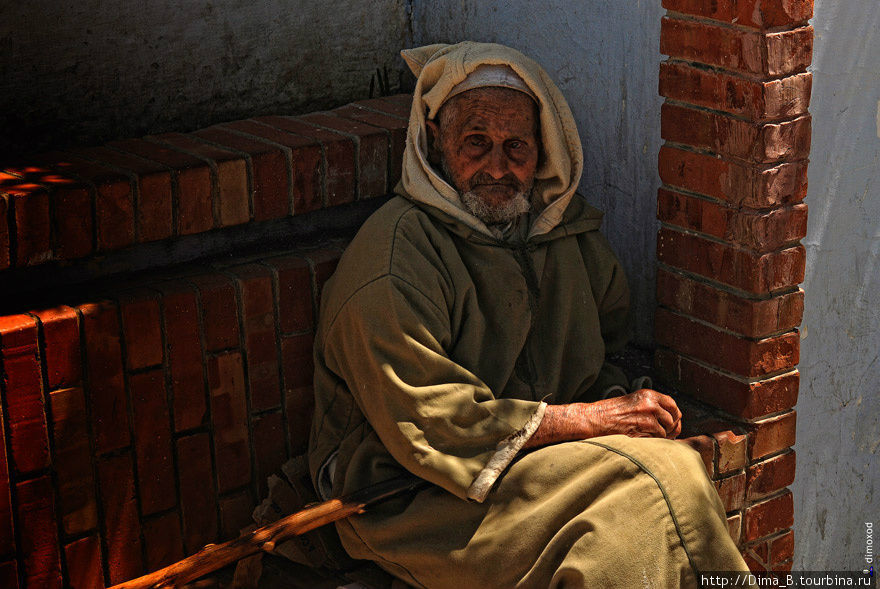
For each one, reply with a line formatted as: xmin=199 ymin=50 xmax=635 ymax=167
xmin=109 ymin=476 xmax=428 ymax=589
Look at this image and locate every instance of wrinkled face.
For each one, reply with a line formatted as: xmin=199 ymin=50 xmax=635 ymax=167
xmin=428 ymin=87 xmax=540 ymax=224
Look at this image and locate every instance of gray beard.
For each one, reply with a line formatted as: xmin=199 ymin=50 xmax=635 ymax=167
xmin=460 ymin=189 xmax=531 ymax=225
xmin=441 ymin=158 xmax=533 ymax=225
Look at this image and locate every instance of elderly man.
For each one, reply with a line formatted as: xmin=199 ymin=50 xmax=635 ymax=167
xmin=308 ymin=42 xmax=749 ymax=588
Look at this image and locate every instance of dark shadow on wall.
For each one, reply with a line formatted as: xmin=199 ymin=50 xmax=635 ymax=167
xmin=0 ymin=2 xmax=413 ymax=161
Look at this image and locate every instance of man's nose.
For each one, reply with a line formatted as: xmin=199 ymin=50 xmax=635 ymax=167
xmin=483 ymin=145 xmax=512 ymax=179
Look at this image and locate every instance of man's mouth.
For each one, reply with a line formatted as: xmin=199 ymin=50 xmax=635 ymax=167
xmin=471 ymin=181 xmax=519 ymax=193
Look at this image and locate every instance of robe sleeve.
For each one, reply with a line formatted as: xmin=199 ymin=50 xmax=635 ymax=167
xmin=321 ymin=274 xmax=545 ymax=502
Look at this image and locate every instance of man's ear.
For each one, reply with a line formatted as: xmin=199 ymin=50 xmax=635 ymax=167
xmin=425 ymin=119 xmax=442 ymax=165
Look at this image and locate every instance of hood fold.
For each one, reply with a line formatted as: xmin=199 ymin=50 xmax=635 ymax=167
xmin=397 ymin=41 xmax=585 ymax=240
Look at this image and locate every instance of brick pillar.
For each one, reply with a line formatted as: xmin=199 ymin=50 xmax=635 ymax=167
xmin=654 ymin=0 xmax=812 ymax=572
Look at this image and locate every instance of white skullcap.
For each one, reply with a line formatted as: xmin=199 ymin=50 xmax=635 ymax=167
xmin=442 ymin=64 xmax=537 ymax=106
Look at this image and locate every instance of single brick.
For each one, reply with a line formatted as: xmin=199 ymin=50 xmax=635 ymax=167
xmin=658 ymin=188 xmax=808 ymax=252
xmin=3 ymin=182 xmax=53 ymax=265
xmin=661 ymin=0 xmax=813 ymax=28
xmin=353 ymin=95 xmax=413 ymax=119
xmin=255 ymin=116 xmax=356 ymax=207
xmin=334 ymin=104 xmax=407 ymax=187
xmin=80 ymin=302 xmax=131 ymax=454
xmin=229 ymin=264 xmax=281 ymax=412
xmin=0 ymin=404 xmax=13 ymax=555
xmin=660 ymin=18 xmax=813 ymax=77
xmin=97 ymin=453 xmax=143 ymax=584
xmin=659 ymin=62 xmax=811 ymax=121
xmin=655 ymin=349 xmax=799 ymax=419
xmin=727 ymin=513 xmax=742 ymax=545
xmin=33 ymin=306 xmax=82 ymax=389
xmin=252 ymin=411 xmax=287 ymax=498
xmin=44 ymin=153 xmax=136 ymax=252
xmin=264 ymin=255 xmax=314 ymax=334
xmin=150 ymin=132 xmax=251 ymax=228
xmin=49 ymin=387 xmax=98 ymax=536
xmin=208 ymin=352 xmax=251 ymax=493
xmin=0 ymin=315 xmax=50 ymax=474
xmin=219 ymin=491 xmax=255 ymax=540
xmin=770 ymin=530 xmax=794 ymax=564
xmin=654 ymin=308 xmax=800 ymax=377
xmin=299 ymin=112 xmax=389 ymax=200
xmin=744 ymin=490 xmax=793 ymax=542
xmin=130 ymin=369 xmax=176 ymax=515
xmin=713 ymin=430 xmax=749 ymax=474
xmin=680 ymin=435 xmax=715 ymax=476
xmin=193 ymin=126 xmax=289 ymax=221
xmin=715 ymin=472 xmax=746 ymax=512
xmin=661 ymin=104 xmax=812 ymax=163
xmin=282 ymin=333 xmax=315 ymax=455
xmin=65 ymin=535 xmax=105 ymax=589
xmin=189 ymin=273 xmax=240 ymax=353
xmin=176 ymin=433 xmax=219 ymax=554
xmin=109 ymin=138 xmax=214 ymax=236
xmin=656 ymin=270 xmax=804 ymax=338
xmin=72 ymin=145 xmax=174 ymax=243
xmin=119 ymin=292 xmax=163 ymax=371
xmin=0 ymin=313 xmax=38 ymax=351
xmin=157 ymin=283 xmax=208 ymax=432
xmin=16 ymin=477 xmax=62 ymax=588
xmin=749 ymin=411 xmax=797 ymax=461
xmin=658 ymin=146 xmax=809 ymax=208
xmin=748 ymin=450 xmax=796 ymax=500
xmin=142 ymin=511 xmax=185 ymax=572
xmin=49 ymin=180 xmax=95 ymax=260
xmin=656 ymin=228 xmax=806 ymax=293
xmin=218 ymin=120 xmax=324 ymax=216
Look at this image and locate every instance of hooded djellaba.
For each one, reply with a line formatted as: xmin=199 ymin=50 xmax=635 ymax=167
xmin=302 ymin=42 xmax=751 ymax=588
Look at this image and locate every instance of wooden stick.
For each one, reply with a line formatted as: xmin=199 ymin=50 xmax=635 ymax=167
xmin=110 ymin=476 xmax=427 ymax=589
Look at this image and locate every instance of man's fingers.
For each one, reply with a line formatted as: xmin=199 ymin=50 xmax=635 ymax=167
xmin=650 ymin=391 xmax=682 ymax=423
xmin=654 ymin=407 xmax=676 ymax=433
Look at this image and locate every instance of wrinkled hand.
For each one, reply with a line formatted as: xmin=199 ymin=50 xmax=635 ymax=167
xmin=588 ymin=389 xmax=682 ymax=439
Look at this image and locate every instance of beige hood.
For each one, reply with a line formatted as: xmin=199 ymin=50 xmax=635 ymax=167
xmin=398 ymin=41 xmax=584 ymax=240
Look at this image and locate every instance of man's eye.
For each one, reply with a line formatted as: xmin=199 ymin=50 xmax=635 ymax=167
xmin=507 ymin=140 xmax=524 ymax=150
xmin=467 ymin=136 xmax=487 ymax=147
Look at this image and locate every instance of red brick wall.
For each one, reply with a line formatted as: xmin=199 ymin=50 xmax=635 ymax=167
xmin=0 ymin=247 xmax=345 ymax=587
xmin=0 ymin=95 xmax=409 ymax=270
xmin=0 ymin=95 xmax=408 ymax=587
xmin=655 ymin=0 xmax=812 ymax=572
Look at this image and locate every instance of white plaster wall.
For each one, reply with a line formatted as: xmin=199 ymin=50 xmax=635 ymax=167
xmin=0 ymin=1 xmax=410 ymax=157
xmin=411 ymin=0 xmax=665 ymax=346
xmin=793 ymin=0 xmax=880 ymax=570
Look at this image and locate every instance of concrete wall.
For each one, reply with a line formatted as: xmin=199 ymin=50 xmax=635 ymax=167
xmin=793 ymin=0 xmax=880 ymax=570
xmin=411 ymin=0 xmax=665 ymax=346
xmin=0 ymin=1 xmax=410 ymax=158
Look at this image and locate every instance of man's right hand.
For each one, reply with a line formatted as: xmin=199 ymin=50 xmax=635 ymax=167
xmin=523 ymin=389 xmax=682 ymax=449
xmin=588 ymin=389 xmax=682 ymax=439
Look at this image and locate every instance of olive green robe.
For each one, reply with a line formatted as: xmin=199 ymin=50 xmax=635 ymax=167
xmin=307 ymin=41 xmax=749 ymax=588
